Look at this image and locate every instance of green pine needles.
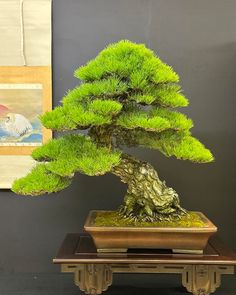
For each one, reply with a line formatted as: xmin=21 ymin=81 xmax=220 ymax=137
xmin=12 ymin=40 xmax=213 ymax=221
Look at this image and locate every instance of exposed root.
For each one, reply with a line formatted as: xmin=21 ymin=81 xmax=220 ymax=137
xmin=118 ymin=204 xmax=187 ymax=223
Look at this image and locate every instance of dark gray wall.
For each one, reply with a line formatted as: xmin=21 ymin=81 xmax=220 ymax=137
xmin=0 ymin=0 xmax=236 ymax=274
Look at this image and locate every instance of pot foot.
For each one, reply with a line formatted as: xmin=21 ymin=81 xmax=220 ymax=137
xmin=173 ymin=249 xmax=203 ymax=255
xmin=97 ymin=248 xmax=128 ymax=253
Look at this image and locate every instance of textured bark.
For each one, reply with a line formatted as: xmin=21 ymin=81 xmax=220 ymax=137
xmin=111 ymin=154 xmax=187 ymax=221
xmin=89 ymin=126 xmax=187 ymax=221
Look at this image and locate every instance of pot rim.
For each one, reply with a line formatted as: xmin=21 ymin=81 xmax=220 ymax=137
xmin=84 ymin=210 xmax=218 ymax=233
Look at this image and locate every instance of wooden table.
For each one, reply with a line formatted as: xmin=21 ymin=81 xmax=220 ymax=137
xmin=53 ymin=233 xmax=236 ymax=295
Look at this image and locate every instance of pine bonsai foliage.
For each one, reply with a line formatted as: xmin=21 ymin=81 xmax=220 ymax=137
xmin=12 ymin=40 xmax=214 ymax=221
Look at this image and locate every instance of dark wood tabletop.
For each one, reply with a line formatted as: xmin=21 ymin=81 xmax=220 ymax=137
xmin=53 ymin=233 xmax=236 ymax=265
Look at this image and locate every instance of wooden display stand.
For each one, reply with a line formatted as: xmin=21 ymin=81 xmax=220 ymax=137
xmin=53 ymin=233 xmax=236 ymax=295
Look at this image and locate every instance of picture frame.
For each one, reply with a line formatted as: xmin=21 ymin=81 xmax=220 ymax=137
xmin=0 ymin=66 xmax=52 ymax=188
xmin=0 ymin=66 xmax=52 ymax=155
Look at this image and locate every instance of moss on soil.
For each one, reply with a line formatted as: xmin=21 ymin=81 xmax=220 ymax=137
xmin=94 ymin=211 xmax=206 ymax=228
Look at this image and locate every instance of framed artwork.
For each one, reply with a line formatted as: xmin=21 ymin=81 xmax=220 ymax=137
xmin=0 ymin=0 xmax=52 ymax=188
xmin=0 ymin=67 xmax=52 ymax=155
xmin=0 ymin=66 xmax=52 ymax=188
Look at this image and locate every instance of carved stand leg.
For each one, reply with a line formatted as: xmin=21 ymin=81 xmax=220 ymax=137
xmin=74 ymin=264 xmax=112 ymax=295
xmin=61 ymin=263 xmax=234 ymax=295
xmin=182 ymin=265 xmax=234 ymax=295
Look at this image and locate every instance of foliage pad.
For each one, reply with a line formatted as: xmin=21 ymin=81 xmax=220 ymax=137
xmin=32 ymin=134 xmax=121 ymax=177
xmin=12 ymin=164 xmax=72 ymax=196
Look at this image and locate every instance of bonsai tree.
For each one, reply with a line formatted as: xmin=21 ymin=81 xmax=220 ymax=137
xmin=12 ymin=40 xmax=213 ymax=222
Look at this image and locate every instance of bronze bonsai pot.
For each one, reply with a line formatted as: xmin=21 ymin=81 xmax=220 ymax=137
xmin=84 ymin=210 xmax=217 ymax=254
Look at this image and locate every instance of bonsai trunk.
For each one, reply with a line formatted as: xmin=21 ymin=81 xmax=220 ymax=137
xmin=111 ymin=154 xmax=187 ymax=221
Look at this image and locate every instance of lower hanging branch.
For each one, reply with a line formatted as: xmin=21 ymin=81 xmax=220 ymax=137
xmin=111 ymin=154 xmax=187 ymax=222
